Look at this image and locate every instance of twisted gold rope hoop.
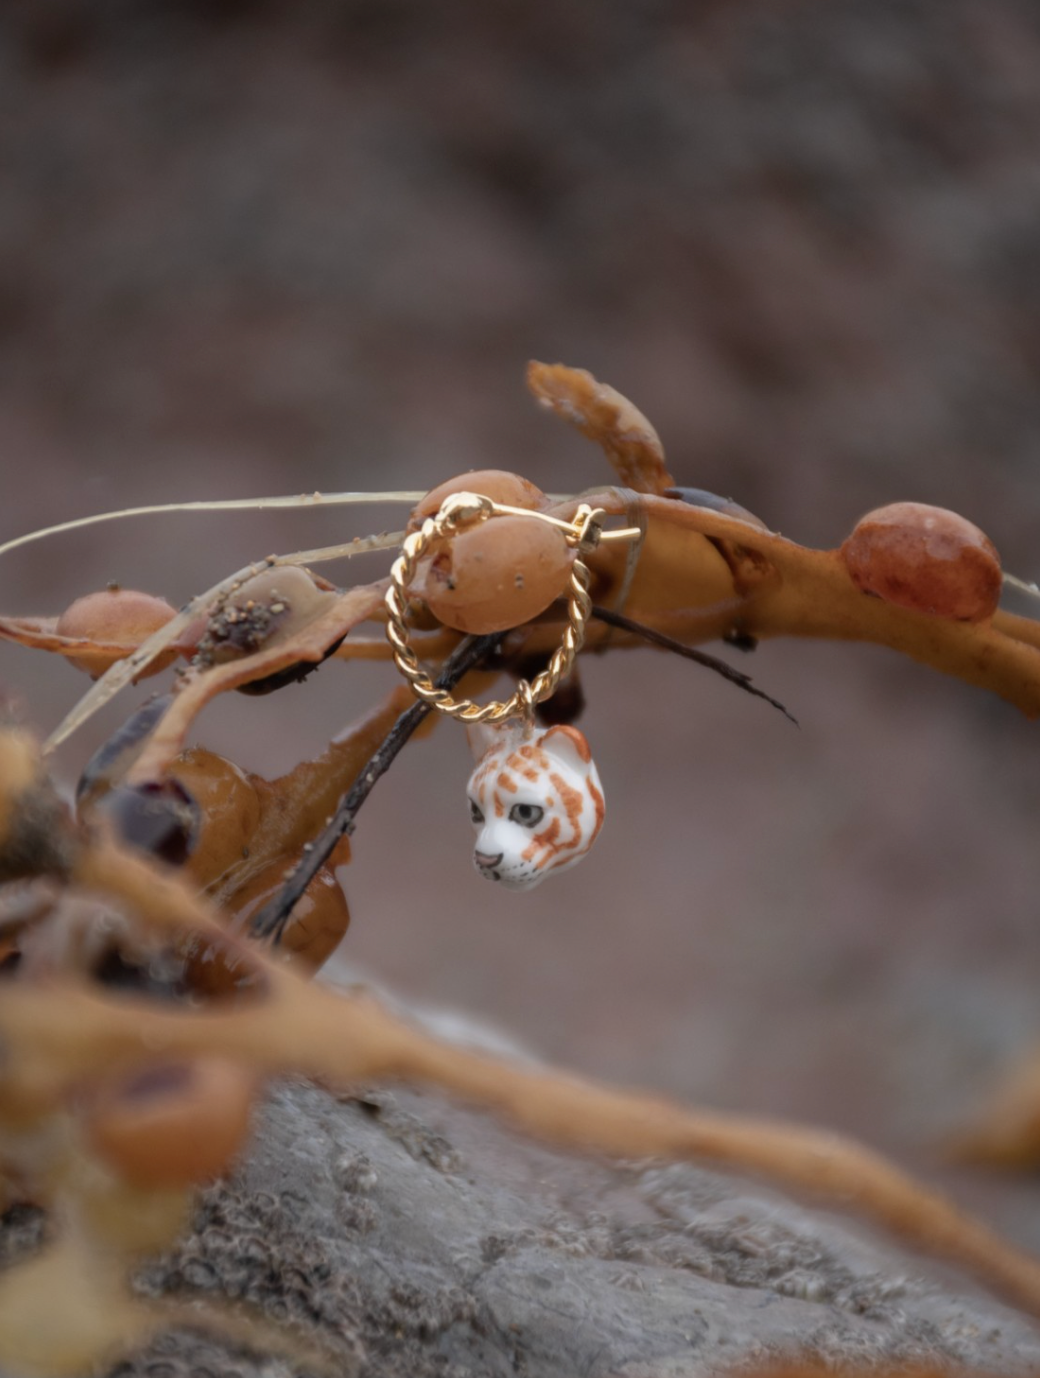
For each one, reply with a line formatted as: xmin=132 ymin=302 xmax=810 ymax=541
xmin=385 ymin=492 xmax=608 ymax=725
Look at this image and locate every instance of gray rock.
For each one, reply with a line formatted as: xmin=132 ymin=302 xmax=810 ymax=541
xmin=96 ymin=1079 xmax=1040 ymax=1377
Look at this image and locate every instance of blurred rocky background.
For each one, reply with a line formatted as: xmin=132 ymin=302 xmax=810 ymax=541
xmin=2 ymin=0 xmax=1040 ymax=1285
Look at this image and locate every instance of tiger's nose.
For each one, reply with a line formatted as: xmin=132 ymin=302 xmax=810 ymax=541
xmin=475 ymin=851 xmax=503 ymax=869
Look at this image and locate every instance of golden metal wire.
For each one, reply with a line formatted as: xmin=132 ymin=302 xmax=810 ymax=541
xmin=385 ymin=492 xmax=613 ymax=724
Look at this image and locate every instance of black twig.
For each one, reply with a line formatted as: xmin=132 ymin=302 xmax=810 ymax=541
xmin=249 ymin=632 xmax=502 ymax=944
xmin=590 ymin=604 xmax=797 ymax=725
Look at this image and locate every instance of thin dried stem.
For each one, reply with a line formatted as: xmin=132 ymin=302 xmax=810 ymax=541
xmin=590 ymin=603 xmax=797 ymax=724
xmin=1003 ymin=572 xmax=1040 ymax=600
xmin=0 ymin=493 xmax=422 ymax=561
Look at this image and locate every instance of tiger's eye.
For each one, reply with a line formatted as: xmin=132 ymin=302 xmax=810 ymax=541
xmin=841 ymin=502 xmax=1002 ymax=622
xmin=84 ymin=1057 xmax=256 ymax=1188
xmin=55 ymin=588 xmax=179 ymax=678
xmin=417 ymin=515 xmax=575 ymax=635
xmin=408 ymin=470 xmax=548 ymax=533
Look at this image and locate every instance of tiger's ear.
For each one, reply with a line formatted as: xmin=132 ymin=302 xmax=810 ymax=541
xmin=466 ymin=722 xmax=504 ymax=762
xmin=538 ymin=724 xmax=593 ymax=773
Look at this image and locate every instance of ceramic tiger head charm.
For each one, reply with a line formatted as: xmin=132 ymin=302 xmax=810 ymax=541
xmin=466 ymin=722 xmax=605 ymax=891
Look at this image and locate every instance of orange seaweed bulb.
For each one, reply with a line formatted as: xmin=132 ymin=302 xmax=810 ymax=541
xmin=417 ymin=514 xmax=576 ymax=635
xmin=55 ymin=588 xmax=179 ymax=678
xmin=408 ymin=469 xmax=549 ymax=532
xmin=225 ymin=849 xmax=351 ymax=971
xmin=194 ymin=564 xmax=340 ymax=673
xmin=168 ymin=746 xmax=263 ymax=887
xmin=408 ymin=472 xmax=572 ymax=634
xmin=83 ymin=1057 xmax=256 ymax=1189
xmin=841 ymin=502 xmax=1002 ymax=622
